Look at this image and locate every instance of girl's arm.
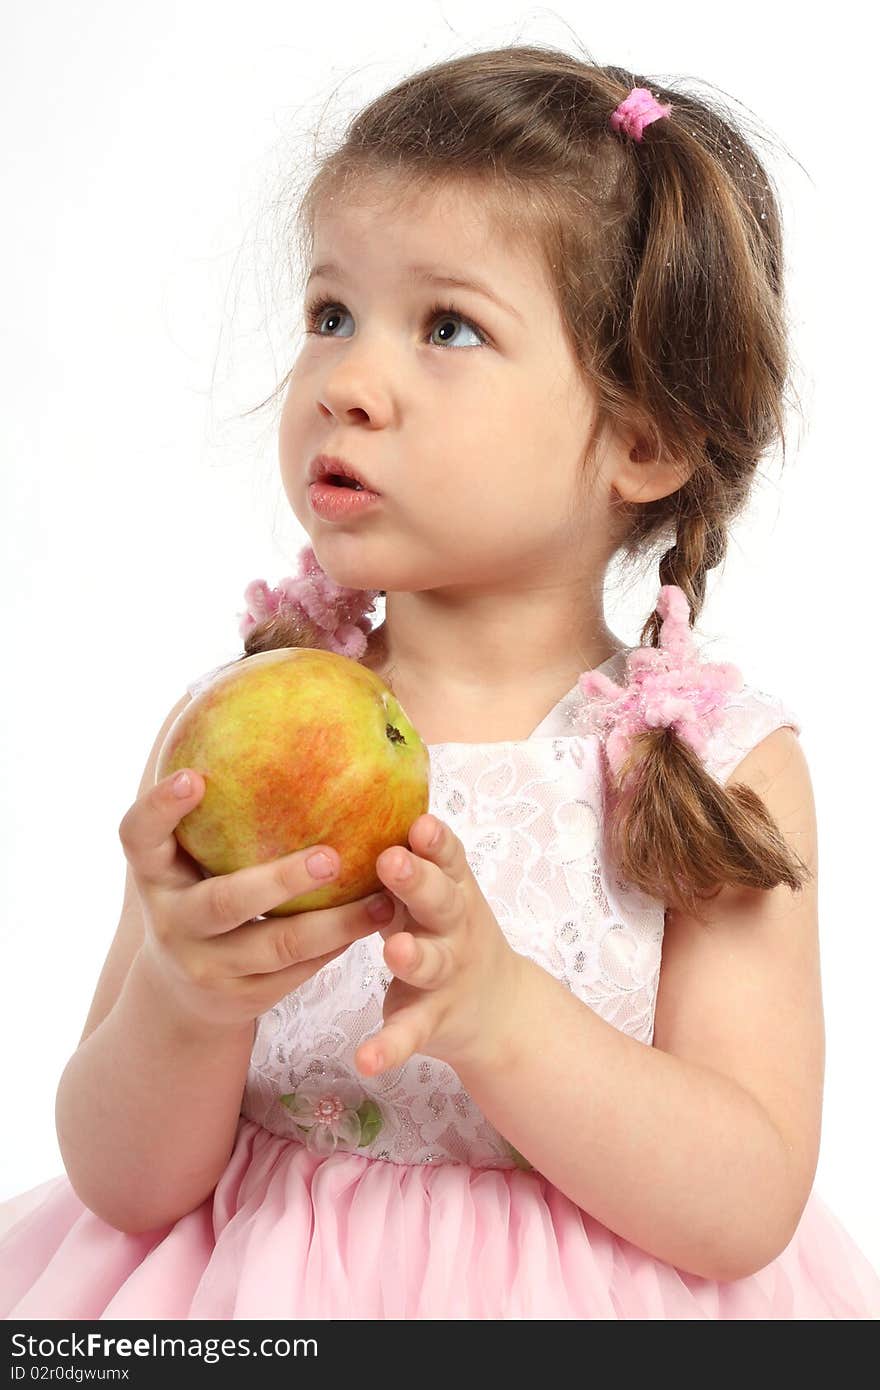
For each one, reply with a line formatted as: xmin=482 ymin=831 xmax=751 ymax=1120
xmin=461 ymin=955 xmax=796 ymax=1281
xmin=456 ymin=728 xmax=823 ymax=1282
xmin=54 ymin=693 xmax=256 ymax=1235
xmin=56 ymin=947 xmax=254 ymax=1234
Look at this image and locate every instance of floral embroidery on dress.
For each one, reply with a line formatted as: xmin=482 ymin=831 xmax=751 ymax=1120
xmin=279 ymin=1075 xmax=383 ymax=1155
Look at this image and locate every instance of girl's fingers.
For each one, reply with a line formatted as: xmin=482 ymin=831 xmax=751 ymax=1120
xmin=406 ymin=815 xmax=470 ymax=886
xmin=384 ymin=930 xmax=452 ymax=990
xmin=375 ymin=839 xmax=463 ymax=936
xmin=356 ymin=997 xmax=434 ymax=1077
xmin=119 ymin=770 xmax=207 ymax=893
xmin=359 ymin=817 xmax=474 ymax=1076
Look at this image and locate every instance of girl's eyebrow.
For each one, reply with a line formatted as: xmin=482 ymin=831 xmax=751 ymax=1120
xmin=306 ymin=260 xmax=524 ymax=323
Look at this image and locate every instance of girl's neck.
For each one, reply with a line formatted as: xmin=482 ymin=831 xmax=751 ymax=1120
xmin=361 ymin=622 xmax=627 ymax=745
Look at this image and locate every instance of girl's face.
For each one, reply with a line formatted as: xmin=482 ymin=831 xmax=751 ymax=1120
xmin=279 ymin=180 xmax=611 ymax=599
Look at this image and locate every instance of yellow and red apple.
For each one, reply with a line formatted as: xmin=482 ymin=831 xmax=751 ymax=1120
xmin=156 ymin=648 xmax=430 ymax=916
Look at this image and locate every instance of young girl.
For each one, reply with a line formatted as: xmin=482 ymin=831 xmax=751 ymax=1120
xmin=2 ymin=46 xmax=879 ymax=1321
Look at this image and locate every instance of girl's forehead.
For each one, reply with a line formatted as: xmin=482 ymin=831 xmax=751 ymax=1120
xmin=309 ymin=186 xmax=540 ymax=293
xmin=313 ymin=173 xmax=520 ymax=242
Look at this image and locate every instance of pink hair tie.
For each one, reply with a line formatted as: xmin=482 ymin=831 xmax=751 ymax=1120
xmin=574 ymin=586 xmax=743 ymax=782
xmin=609 ymin=86 xmax=672 ymax=142
xmin=238 ymin=545 xmax=381 ymax=659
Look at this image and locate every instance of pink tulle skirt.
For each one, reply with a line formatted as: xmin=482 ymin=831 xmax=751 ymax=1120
xmin=2 ymin=1117 xmax=879 ymax=1319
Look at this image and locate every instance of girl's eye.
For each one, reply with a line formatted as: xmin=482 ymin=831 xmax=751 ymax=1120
xmin=303 ymin=294 xmax=488 ymax=349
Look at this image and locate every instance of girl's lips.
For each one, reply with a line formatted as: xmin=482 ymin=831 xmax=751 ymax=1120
xmin=308 ymin=480 xmax=383 ymax=521
xmin=310 ymin=455 xmax=377 ymax=491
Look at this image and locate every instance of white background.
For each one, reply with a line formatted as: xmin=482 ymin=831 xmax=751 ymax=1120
xmin=2 ymin=0 xmax=878 ymax=1281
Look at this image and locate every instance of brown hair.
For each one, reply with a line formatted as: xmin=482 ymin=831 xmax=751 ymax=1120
xmin=236 ymin=41 xmax=811 ymax=922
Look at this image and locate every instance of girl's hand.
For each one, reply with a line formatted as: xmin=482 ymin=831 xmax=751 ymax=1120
xmin=354 ymin=815 xmax=524 ymax=1078
xmin=119 ymin=769 xmax=397 ymax=1032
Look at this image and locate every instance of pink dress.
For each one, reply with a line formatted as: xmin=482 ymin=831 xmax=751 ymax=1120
xmin=2 ymin=649 xmax=879 ymax=1320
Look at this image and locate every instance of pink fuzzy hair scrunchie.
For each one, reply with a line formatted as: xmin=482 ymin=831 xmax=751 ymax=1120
xmin=573 ymin=585 xmax=743 ymax=782
xmin=238 ymin=545 xmax=381 ymax=660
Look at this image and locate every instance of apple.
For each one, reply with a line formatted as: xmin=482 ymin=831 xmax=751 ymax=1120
xmin=155 ymin=647 xmax=431 ymax=916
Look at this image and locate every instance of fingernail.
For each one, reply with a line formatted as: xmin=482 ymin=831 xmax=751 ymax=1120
xmin=306 ymin=849 xmax=338 ymax=879
xmin=391 ymin=852 xmax=413 ymax=881
xmin=172 ymin=771 xmax=192 ymax=798
xmin=367 ymin=893 xmax=395 ymax=923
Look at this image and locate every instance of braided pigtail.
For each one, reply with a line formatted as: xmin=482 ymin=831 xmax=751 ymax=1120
xmin=577 ymin=549 xmax=812 ymax=923
xmin=601 ymin=720 xmax=811 ymax=924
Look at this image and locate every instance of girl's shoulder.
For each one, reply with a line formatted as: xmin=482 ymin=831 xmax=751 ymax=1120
xmin=700 ymin=677 xmax=802 ymax=788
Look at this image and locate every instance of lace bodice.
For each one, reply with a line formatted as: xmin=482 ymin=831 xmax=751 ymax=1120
xmin=185 ymin=649 xmax=800 ymax=1169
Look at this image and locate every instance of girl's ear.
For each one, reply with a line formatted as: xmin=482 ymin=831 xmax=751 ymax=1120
xmin=611 ymin=435 xmax=697 ymax=506
xmin=596 ymin=416 xmax=701 ymax=508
